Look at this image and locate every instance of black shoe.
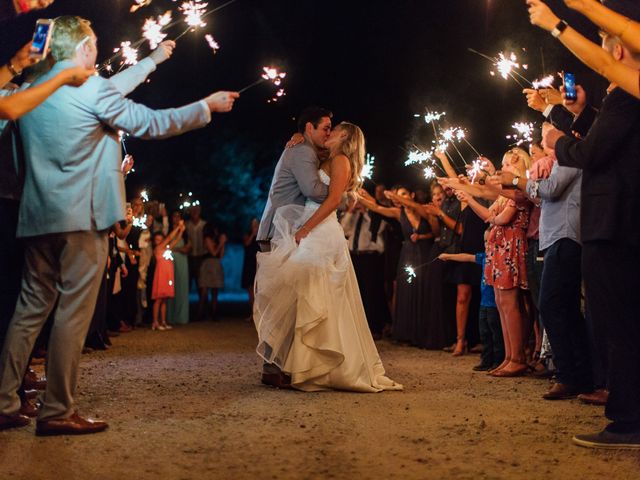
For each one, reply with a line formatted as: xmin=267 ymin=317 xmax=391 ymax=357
xmin=261 ymin=372 xmax=292 ymax=389
xmin=472 ymin=363 xmax=492 ymax=371
xmin=573 ymin=428 xmax=640 ymax=450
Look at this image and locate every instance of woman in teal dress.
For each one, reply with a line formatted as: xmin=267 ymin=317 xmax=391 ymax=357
xmin=167 ymin=211 xmax=191 ymax=325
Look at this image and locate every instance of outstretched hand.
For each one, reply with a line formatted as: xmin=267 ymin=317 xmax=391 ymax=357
xmin=526 ymin=0 xmax=561 ymax=32
xmin=149 ymin=40 xmax=176 ymax=66
xmin=204 ymin=91 xmax=240 ymax=113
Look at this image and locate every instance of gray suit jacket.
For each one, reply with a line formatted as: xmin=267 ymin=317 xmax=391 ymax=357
xmin=17 ymin=60 xmax=211 ymax=238
xmin=257 ymin=141 xmax=329 ymax=241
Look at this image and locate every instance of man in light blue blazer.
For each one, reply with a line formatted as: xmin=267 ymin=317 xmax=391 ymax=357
xmin=0 ymin=16 xmax=238 ymax=435
xmin=256 ymin=107 xmax=332 ymax=388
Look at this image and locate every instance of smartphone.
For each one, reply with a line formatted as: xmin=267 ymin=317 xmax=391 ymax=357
xmin=30 ymin=19 xmax=54 ymax=60
xmin=563 ymin=72 xmax=577 ymax=101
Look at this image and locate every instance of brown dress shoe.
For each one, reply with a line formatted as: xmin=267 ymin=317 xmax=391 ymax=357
xmin=0 ymin=414 xmax=30 ymax=431
xmin=578 ymin=389 xmax=609 ymax=406
xmin=261 ymin=372 xmax=292 ymax=389
xmin=542 ymin=382 xmax=583 ymax=400
xmin=36 ymin=412 xmax=109 ymax=436
xmin=23 ymin=369 xmax=47 ymax=391
xmin=20 ymin=399 xmax=39 ymax=418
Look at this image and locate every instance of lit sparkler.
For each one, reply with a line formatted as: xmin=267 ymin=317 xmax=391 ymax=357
xmin=267 ymin=89 xmax=286 ymax=104
xmin=115 ymin=41 xmax=139 ymax=66
xmin=362 ymin=154 xmax=375 ymax=180
xmin=180 ymin=0 xmax=208 ymax=28
xmin=404 ymin=265 xmax=416 ymax=284
xmin=532 ymin=74 xmax=554 ymax=90
xmin=142 ymin=11 xmax=172 ymax=50
xmin=238 ymin=66 xmax=288 ymax=95
xmin=468 ymin=48 xmax=532 ymax=88
xmin=140 ymin=190 xmax=149 ymax=202
xmin=423 ymin=166 xmax=436 ymax=180
xmin=405 ymin=149 xmax=431 ymax=166
xmin=204 ymin=34 xmax=220 ymax=53
xmin=506 ymin=122 xmax=535 ymax=146
xmin=163 ymin=246 xmax=174 ymax=261
xmin=133 ymin=214 xmax=148 ymax=229
xmin=424 ymin=111 xmax=446 ymax=124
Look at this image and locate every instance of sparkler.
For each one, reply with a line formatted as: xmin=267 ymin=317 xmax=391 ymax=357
xmin=178 ymin=192 xmax=201 ymax=210
xmin=423 ymin=166 xmax=436 ymax=180
xmin=142 ymin=11 xmax=172 ymax=50
xmin=468 ymin=48 xmax=532 ymax=88
xmin=405 ymin=149 xmax=431 ymax=166
xmin=174 ymin=0 xmax=208 ymax=41
xmin=467 ymin=158 xmax=492 ymax=184
xmin=133 ymin=214 xmax=148 ymax=229
xmin=532 ymin=74 xmax=554 ymax=90
xmin=361 ymin=153 xmax=375 ymax=180
xmin=115 ymin=41 xmax=139 ymax=66
xmin=163 ymin=246 xmax=174 ymax=261
xmin=404 ymin=265 xmax=417 ymax=284
xmin=204 ymin=34 xmax=220 ymax=53
xmin=238 ymin=66 xmax=287 ymax=95
xmin=140 ymin=190 xmax=149 ymax=202
xmin=506 ymin=122 xmax=535 ymax=146
xmin=423 ymin=111 xmax=446 ymax=124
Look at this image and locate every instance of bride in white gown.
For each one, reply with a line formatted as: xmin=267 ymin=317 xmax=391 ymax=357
xmin=254 ymin=122 xmax=402 ymax=393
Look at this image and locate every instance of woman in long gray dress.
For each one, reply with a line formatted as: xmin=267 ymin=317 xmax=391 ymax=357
xmin=167 ymin=211 xmax=191 ymax=325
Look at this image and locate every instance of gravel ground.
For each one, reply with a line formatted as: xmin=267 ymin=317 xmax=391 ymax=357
xmin=0 ymin=318 xmax=638 ymax=480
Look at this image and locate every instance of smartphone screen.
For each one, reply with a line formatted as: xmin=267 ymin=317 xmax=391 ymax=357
xmin=564 ymin=72 xmax=577 ymax=101
xmin=30 ymin=20 xmax=53 ymax=59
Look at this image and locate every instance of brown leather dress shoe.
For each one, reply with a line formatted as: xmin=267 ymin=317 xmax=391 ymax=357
xmin=542 ymin=382 xmax=583 ymax=400
xmin=261 ymin=372 xmax=292 ymax=389
xmin=20 ymin=399 xmax=39 ymax=418
xmin=36 ymin=412 xmax=109 ymax=436
xmin=0 ymin=413 xmax=30 ymax=431
xmin=23 ymin=369 xmax=47 ymax=391
xmin=578 ymin=389 xmax=609 ymax=406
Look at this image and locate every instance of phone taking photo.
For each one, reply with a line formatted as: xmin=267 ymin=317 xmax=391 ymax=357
xmin=563 ymin=72 xmax=578 ymax=101
xmin=30 ymin=19 xmax=54 ymax=60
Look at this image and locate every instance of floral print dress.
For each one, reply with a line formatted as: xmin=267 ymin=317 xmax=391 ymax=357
xmin=484 ymin=199 xmax=530 ymax=290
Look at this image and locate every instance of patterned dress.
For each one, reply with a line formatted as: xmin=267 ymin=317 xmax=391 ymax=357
xmin=485 ymin=199 xmax=530 ymax=290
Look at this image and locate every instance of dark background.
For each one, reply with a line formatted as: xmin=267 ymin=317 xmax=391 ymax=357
xmin=0 ymin=0 xmax=607 ymax=236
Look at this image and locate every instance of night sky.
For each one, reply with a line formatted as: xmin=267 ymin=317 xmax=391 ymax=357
xmin=0 ymin=0 xmax=607 ymax=234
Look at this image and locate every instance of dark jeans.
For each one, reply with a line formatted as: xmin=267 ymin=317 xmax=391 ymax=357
xmin=525 ymin=238 xmax=543 ymax=309
xmin=478 ymin=306 xmax=503 ymax=368
xmin=539 ymin=238 xmax=592 ymax=388
xmin=583 ymin=241 xmax=640 ymax=431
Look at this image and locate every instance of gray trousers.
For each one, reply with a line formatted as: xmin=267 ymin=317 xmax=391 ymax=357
xmin=0 ymin=229 xmax=108 ymax=421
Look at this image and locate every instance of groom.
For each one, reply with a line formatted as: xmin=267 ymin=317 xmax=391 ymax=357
xmin=256 ymin=106 xmax=332 ymax=387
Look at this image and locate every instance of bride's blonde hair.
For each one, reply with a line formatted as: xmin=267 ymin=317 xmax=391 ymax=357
xmin=334 ymin=122 xmax=365 ymax=199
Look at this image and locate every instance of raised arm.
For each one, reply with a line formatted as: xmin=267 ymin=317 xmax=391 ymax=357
xmin=566 ymin=0 xmax=640 ymax=53
xmin=434 ymin=150 xmax=458 ymax=179
xmin=109 ymin=41 xmax=175 ymax=96
xmin=0 ymin=66 xmax=94 ymax=120
xmin=295 ymin=155 xmax=350 ymax=243
xmin=527 ymin=0 xmax=640 ymax=99
xmin=359 ymin=189 xmax=401 ymax=220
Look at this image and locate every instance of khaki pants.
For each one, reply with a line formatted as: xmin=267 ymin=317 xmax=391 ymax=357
xmin=0 ymin=230 xmax=108 ymax=421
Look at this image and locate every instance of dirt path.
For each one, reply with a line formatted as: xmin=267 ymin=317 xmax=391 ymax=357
xmin=0 ymin=319 xmax=638 ymax=480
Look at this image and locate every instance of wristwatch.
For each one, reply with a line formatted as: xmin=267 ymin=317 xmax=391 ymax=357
xmin=512 ymin=176 xmax=520 ymax=187
xmin=551 ymin=20 xmax=569 ymax=38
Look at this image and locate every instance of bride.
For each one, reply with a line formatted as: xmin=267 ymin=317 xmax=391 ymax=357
xmin=253 ymin=121 xmax=402 ymax=392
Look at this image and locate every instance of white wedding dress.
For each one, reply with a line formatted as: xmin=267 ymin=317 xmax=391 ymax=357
xmin=254 ymin=169 xmax=403 ymax=392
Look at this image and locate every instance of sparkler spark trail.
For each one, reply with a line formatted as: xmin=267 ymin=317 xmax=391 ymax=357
xmin=163 ymin=246 xmax=174 ymax=261
xmin=140 ymin=190 xmax=149 ymax=202
xmin=361 ymin=154 xmax=375 ymax=180
xmin=468 ymin=48 xmax=532 ymax=88
xmin=532 ymin=74 xmax=554 ymax=90
xmin=143 ymin=11 xmax=172 ymax=49
xmin=404 ymin=265 xmax=416 ymax=284
xmin=424 ymin=111 xmax=446 ymax=124
xmin=133 ymin=214 xmax=148 ymax=229
xmin=238 ymin=66 xmax=288 ymax=95
xmin=423 ymin=166 xmax=436 ymax=180
xmin=468 ymin=158 xmax=491 ymax=183
xmin=180 ymin=0 xmax=208 ymax=28
xmin=506 ymin=122 xmax=535 ymax=146
xmin=115 ymin=42 xmax=139 ymax=66
xmin=405 ymin=149 xmax=431 ymax=166
xmin=204 ymin=34 xmax=220 ymax=53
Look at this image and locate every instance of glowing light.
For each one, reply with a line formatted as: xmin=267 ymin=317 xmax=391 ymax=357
xmin=405 ymin=149 xmax=431 ymax=166
xmin=180 ymin=0 xmax=208 ymax=28
xmin=361 ymin=154 xmax=375 ymax=180
xmin=142 ymin=11 xmax=172 ymax=50
xmin=261 ymin=66 xmax=287 ymax=86
xmin=404 ymin=265 xmax=417 ymax=284
xmin=133 ymin=214 xmax=148 ymax=229
xmin=468 ymin=158 xmax=485 ymax=183
xmin=204 ymin=34 xmax=220 ymax=53
xmin=115 ymin=41 xmax=139 ymax=66
xmin=532 ymin=74 xmax=554 ymax=90
xmin=506 ymin=122 xmax=535 ymax=146
xmin=493 ymin=52 xmax=520 ymax=80
xmin=140 ymin=190 xmax=149 ymax=202
xmin=423 ymin=166 xmax=436 ymax=180
xmin=424 ymin=111 xmax=446 ymax=123
xmin=163 ymin=246 xmax=174 ymax=261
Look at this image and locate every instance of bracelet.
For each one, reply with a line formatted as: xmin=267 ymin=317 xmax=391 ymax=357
xmin=6 ymin=62 xmax=21 ymax=77
xmin=551 ymin=20 xmax=569 ymax=38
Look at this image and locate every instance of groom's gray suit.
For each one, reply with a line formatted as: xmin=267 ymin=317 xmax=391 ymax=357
xmin=257 ymin=139 xmax=329 ymax=243
xmin=0 ymin=59 xmax=212 ymax=421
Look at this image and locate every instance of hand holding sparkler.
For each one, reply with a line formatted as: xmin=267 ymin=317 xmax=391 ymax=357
xmin=526 ymin=0 xmax=561 ymax=32
xmin=121 ymin=154 xmax=135 ymax=175
xmin=522 ymin=88 xmax=548 ymax=112
xmin=203 ymin=91 xmax=239 ymax=112
xmin=541 ymin=122 xmax=565 ymax=150
xmin=149 ymin=40 xmax=176 ymax=66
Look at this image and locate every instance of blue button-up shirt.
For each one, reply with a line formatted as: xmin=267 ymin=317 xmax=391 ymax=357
xmin=526 ymin=162 xmax=582 ymax=251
